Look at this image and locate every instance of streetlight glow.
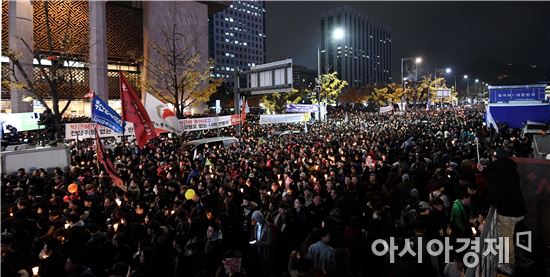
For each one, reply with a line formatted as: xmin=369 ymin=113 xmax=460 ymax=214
xmin=445 ymin=68 xmax=452 ymax=74
xmin=475 ymin=79 xmax=479 ymax=83
xmin=415 ymin=57 xmax=422 ymax=64
xmin=333 ymin=28 xmax=344 ymax=40
xmin=464 ymin=75 xmax=468 ymax=79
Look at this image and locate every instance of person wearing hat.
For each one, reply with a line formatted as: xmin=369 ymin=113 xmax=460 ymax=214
xmin=483 ymin=147 xmax=526 ymax=275
xmin=250 ymin=210 xmax=276 ymax=275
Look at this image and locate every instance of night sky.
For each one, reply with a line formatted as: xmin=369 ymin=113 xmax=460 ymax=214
xmin=265 ymin=1 xmax=550 ymax=83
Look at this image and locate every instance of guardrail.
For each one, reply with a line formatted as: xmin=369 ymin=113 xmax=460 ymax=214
xmin=466 ymin=206 xmax=497 ymax=277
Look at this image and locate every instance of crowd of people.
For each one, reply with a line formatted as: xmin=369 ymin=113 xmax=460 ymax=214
xmin=1 ymin=104 xmax=532 ymax=277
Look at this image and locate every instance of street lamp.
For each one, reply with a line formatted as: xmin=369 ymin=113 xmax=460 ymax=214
xmin=401 ymin=56 xmax=422 ymax=88
xmin=463 ymin=75 xmax=470 ymax=101
xmin=317 ymin=27 xmax=345 ymax=121
xmin=333 ymin=28 xmax=345 ymax=41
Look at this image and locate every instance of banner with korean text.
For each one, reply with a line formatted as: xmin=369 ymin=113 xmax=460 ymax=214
xmin=259 ymin=113 xmax=311 ymax=125
xmin=179 ymin=115 xmax=240 ymax=132
xmin=380 ymin=105 xmax=394 ymax=113
xmin=65 ymin=123 xmax=135 ymax=140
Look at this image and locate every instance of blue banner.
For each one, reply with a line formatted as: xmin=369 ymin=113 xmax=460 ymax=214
xmin=285 ymin=104 xmax=319 ymax=113
xmin=489 ymin=85 xmax=546 ymax=103
xmin=91 ymin=96 xmax=123 ymax=133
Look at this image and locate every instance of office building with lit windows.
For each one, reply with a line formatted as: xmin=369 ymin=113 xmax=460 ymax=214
xmin=208 ymin=0 xmax=266 ymax=85
xmin=320 ymin=6 xmax=391 ymax=87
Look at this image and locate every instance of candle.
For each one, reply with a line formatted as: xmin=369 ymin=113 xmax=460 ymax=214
xmin=113 ymin=223 xmax=119 ymax=232
xmin=240 ymin=188 xmax=244 ymax=193
xmin=115 ymin=199 xmax=122 ymax=206
xmin=32 ymin=266 xmax=39 ymax=276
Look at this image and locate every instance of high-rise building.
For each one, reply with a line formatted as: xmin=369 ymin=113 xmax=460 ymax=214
xmin=209 ymin=1 xmax=266 ymax=85
xmin=293 ymin=65 xmax=317 ymax=91
xmin=320 ymin=6 xmax=391 ymax=87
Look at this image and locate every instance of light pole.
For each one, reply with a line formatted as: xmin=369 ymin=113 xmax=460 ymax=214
xmin=401 ymin=56 xmax=422 ymax=88
xmin=475 ymin=79 xmax=479 ymax=100
xmin=463 ymin=75 xmax=470 ymax=101
xmin=434 ymin=67 xmax=451 ymax=79
xmin=317 ymin=27 xmax=344 ymax=121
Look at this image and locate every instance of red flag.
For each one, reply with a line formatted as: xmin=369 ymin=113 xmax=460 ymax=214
xmin=94 ymin=127 xmax=126 ymax=191
xmin=119 ymin=72 xmax=157 ymax=148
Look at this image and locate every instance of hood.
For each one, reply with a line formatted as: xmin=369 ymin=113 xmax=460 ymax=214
xmin=251 ymin=210 xmax=265 ymax=225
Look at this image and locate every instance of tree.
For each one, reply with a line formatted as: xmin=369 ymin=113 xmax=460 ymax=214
xmin=313 ymin=72 xmax=348 ymax=105
xmin=260 ymin=89 xmax=308 ymax=114
xmin=143 ymin=4 xmax=221 ymax=118
xmin=338 ymin=85 xmax=373 ymax=104
xmin=4 ymin=1 xmax=83 ymax=135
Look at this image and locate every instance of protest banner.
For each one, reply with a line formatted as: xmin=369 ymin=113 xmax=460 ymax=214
xmin=259 ymin=113 xmax=310 ymax=125
xmin=179 ymin=115 xmax=240 ymax=132
xmin=65 ymin=122 xmax=135 ymax=140
xmin=380 ymin=105 xmax=394 ymax=113
xmin=285 ymin=104 xmax=319 ymax=113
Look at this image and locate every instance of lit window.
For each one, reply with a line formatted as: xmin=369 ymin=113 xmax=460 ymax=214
xmin=230 ymin=18 xmax=234 ymax=22
xmin=225 ymin=38 xmax=230 ymax=42
xmin=243 ymin=42 xmax=247 ymax=46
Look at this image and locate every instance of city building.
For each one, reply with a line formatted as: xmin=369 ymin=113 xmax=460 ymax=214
xmin=320 ymin=6 xmax=391 ymax=87
xmin=1 ymin=0 xmax=226 ymax=114
xmin=292 ymin=65 xmax=317 ymax=91
xmin=208 ymin=0 xmax=266 ymax=86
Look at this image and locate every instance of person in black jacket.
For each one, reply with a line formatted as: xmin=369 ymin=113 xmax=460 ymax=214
xmin=484 ymin=148 xmax=526 ymax=275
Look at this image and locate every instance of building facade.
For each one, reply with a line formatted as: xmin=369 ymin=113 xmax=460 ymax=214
xmin=208 ymin=0 xmax=266 ymax=85
xmin=1 ymin=0 xmax=225 ymax=114
xmin=320 ymin=6 xmax=391 ymax=87
xmin=293 ymin=65 xmax=317 ymax=91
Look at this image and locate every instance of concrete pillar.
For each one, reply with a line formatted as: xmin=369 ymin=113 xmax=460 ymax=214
xmin=89 ymin=0 xmax=108 ymax=101
xmin=8 ymin=0 xmax=33 ymax=113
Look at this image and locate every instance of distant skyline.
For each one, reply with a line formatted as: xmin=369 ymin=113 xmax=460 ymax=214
xmin=265 ymin=1 xmax=550 ymax=84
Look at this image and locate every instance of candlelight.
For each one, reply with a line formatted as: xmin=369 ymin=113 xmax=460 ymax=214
xmin=115 ymin=199 xmax=122 ymax=206
xmin=171 ymin=210 xmax=175 ymax=215
xmin=120 ymin=218 xmax=125 ymax=225
xmin=113 ymin=223 xmax=119 ymax=232
xmin=64 ymin=223 xmax=70 ymax=229
xmin=471 ymin=227 xmax=477 ymax=236
xmin=240 ymin=188 xmax=244 ymax=193
xmin=32 ymin=266 xmax=39 ymax=276
xmin=277 ymin=174 xmax=281 ymax=179
xmin=324 ymin=174 xmax=328 ymax=180
xmin=278 ymin=180 xmax=283 ymax=185
xmin=9 ymin=212 xmax=13 ymax=217
xmin=267 ymin=191 xmax=271 ymax=196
